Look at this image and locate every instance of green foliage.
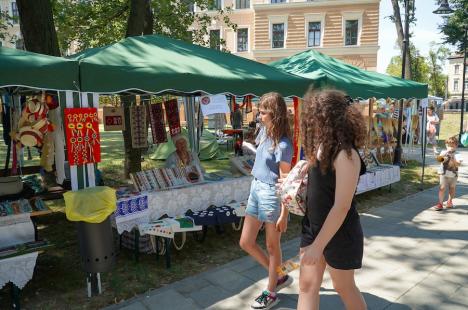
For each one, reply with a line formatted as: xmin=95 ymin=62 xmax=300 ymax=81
xmin=438 ymin=0 xmax=467 ymax=53
xmin=0 ymin=9 xmax=15 ymax=43
xmin=386 ymin=44 xmax=430 ymax=84
xmin=52 ymin=0 xmax=236 ymax=53
xmin=427 ymin=43 xmax=450 ymax=97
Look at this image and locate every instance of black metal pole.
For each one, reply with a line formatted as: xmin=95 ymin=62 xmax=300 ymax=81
xmin=394 ymin=0 xmax=411 ymax=165
xmin=458 ymin=26 xmax=467 ymax=146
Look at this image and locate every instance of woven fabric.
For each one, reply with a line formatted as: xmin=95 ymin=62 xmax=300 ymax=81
xmin=148 ymin=103 xmax=167 ymax=144
xmin=130 ymin=105 xmax=148 ymax=148
xmin=164 ymin=99 xmax=181 ymax=136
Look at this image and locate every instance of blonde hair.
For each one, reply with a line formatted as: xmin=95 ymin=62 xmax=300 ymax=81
xmin=259 ymin=92 xmax=291 ymax=148
xmin=446 ymin=136 xmax=458 ymax=147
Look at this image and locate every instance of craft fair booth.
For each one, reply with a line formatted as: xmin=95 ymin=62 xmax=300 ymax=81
xmin=270 ymin=49 xmax=429 ymax=192
xmin=0 ymin=46 xmax=81 ymax=308
xmin=0 ymin=36 xmax=312 ymax=301
xmin=67 ymin=34 xmax=313 ymax=275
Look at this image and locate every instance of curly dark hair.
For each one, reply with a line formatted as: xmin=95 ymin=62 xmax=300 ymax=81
xmin=301 ymin=89 xmax=367 ymax=173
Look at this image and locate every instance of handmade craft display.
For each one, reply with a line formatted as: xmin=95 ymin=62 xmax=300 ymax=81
xmin=16 ymin=98 xmax=52 ymax=148
xmin=130 ymin=165 xmax=203 ymax=192
xmin=164 ymin=99 xmax=181 ymax=136
xmin=130 ymin=105 xmax=148 ymax=148
xmin=64 ymin=108 xmax=101 ymax=166
xmin=148 ymin=103 xmax=167 ymax=144
xmin=103 ymin=106 xmax=125 ymax=131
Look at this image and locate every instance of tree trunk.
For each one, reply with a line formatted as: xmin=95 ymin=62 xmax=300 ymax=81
xmin=16 ymin=0 xmax=60 ymax=56
xmin=122 ymin=0 xmax=153 ymax=178
xmin=126 ymin=0 xmax=153 ymax=37
xmin=390 ymin=0 xmax=411 ymax=79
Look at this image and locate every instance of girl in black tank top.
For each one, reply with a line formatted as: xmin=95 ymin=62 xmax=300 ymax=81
xmin=300 ymin=148 xmax=366 ymax=270
xmin=297 ymin=90 xmax=367 ymax=310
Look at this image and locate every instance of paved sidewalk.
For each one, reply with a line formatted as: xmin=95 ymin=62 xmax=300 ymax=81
xmin=106 ymin=151 xmax=468 ymax=310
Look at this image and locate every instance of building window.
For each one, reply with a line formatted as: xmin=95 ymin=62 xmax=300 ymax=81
xmin=345 ymin=20 xmax=358 ymax=46
xmin=210 ymin=29 xmax=221 ymax=50
xmin=454 ymin=79 xmax=459 ymax=92
xmin=455 ymin=64 xmax=460 ymax=75
xmin=272 ymin=23 xmax=285 ymax=48
xmin=271 ymin=0 xmax=286 ymax=3
xmin=237 ymin=28 xmax=248 ymax=52
xmin=208 ymin=0 xmax=222 ymax=10
xmin=11 ymin=2 xmax=19 ymax=24
xmin=308 ymin=22 xmax=321 ymax=47
xmin=236 ymin=0 xmax=249 ymax=9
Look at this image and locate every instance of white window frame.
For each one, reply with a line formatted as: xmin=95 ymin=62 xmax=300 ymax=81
xmin=269 ymin=15 xmax=288 ymax=49
xmin=454 ymin=64 xmax=460 ymax=75
xmin=304 ymin=13 xmax=325 ymax=48
xmin=454 ymin=79 xmax=459 ymax=92
xmin=236 ymin=26 xmax=250 ymax=53
xmin=195 ymin=0 xmax=223 ymax=12
xmin=270 ymin=0 xmax=288 ymax=3
xmin=234 ymin=0 xmax=251 ymax=10
xmin=342 ymin=11 xmax=363 ymax=47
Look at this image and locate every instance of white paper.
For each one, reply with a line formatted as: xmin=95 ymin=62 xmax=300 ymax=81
xmin=200 ymin=94 xmax=230 ymax=116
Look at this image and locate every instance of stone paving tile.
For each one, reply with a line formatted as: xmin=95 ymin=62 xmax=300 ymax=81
xmin=141 ymin=289 xmax=202 ymax=310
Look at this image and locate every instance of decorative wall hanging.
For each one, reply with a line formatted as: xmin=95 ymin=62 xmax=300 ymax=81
xmin=164 ymin=99 xmax=181 ymax=136
xmin=130 ymin=105 xmax=148 ymax=148
xmin=148 ymin=103 xmax=167 ymax=144
xmin=103 ymin=106 xmax=125 ymax=131
xmin=64 ymin=108 xmax=101 ymax=166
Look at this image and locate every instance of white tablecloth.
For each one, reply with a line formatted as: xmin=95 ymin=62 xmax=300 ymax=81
xmin=0 ymin=252 xmax=38 ymax=289
xmin=356 ymin=165 xmax=400 ymax=195
xmin=147 ymin=176 xmax=252 ymax=221
xmin=0 ymin=214 xmax=35 ymax=248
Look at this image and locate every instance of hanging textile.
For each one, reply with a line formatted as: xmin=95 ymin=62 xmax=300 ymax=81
xmin=130 ymin=105 xmax=148 ymax=148
xmin=243 ymin=95 xmax=253 ymax=113
xmin=64 ymin=107 xmax=101 ymax=166
xmin=103 ymin=106 xmax=125 ymax=131
xmin=148 ymin=103 xmax=167 ymax=144
xmin=48 ymin=106 xmax=66 ymax=184
xmin=292 ymin=97 xmax=301 ymax=166
xmin=164 ymin=99 xmax=181 ymax=136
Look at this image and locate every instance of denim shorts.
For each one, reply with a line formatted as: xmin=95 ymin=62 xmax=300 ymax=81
xmin=245 ymin=178 xmax=281 ymax=223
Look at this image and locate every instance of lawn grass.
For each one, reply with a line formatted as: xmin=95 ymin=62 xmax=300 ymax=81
xmin=0 ymin=128 xmax=438 ymax=309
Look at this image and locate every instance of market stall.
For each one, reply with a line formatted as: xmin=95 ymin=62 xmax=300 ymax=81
xmin=0 ymin=46 xmax=78 ymax=308
xmin=270 ymin=49 xmax=429 ymax=191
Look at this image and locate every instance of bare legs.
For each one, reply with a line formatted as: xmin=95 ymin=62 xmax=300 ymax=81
xmin=239 ymin=215 xmax=282 ymax=292
xmin=298 ymin=249 xmax=367 ymax=310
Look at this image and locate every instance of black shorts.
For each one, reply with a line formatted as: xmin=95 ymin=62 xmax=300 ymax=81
xmin=300 ymin=216 xmax=364 ymax=270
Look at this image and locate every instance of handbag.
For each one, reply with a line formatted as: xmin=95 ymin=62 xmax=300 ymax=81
xmin=279 ymin=160 xmax=308 ymax=216
xmin=0 ymin=176 xmax=23 ymax=196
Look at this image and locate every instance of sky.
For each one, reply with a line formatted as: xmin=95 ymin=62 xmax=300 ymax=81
xmin=377 ymin=0 xmax=454 ymax=74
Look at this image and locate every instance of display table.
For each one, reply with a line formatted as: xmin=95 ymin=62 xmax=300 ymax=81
xmin=147 ymin=176 xmax=252 ymax=221
xmin=114 ymin=176 xmax=252 ymax=235
xmin=356 ymin=165 xmax=400 ymax=195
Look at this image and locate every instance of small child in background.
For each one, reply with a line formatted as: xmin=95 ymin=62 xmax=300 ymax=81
xmin=434 ymin=136 xmax=463 ymax=211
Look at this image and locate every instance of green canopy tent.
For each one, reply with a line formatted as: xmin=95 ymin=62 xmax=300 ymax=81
xmin=69 ymin=34 xmax=311 ymax=97
xmin=0 ymin=46 xmax=79 ymax=93
xmin=69 ymin=34 xmax=311 ymax=153
xmin=269 ymin=49 xmax=428 ymax=99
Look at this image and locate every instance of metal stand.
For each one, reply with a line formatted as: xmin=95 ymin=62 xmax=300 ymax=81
xmin=86 ymin=272 xmax=101 ymax=298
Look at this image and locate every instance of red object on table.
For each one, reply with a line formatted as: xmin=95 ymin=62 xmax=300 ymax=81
xmin=222 ymin=129 xmax=243 ymax=136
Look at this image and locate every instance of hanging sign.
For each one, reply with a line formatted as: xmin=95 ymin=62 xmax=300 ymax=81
xmin=200 ymin=94 xmax=230 ymax=116
xmin=103 ymin=106 xmax=125 ymax=131
xmin=64 ymin=108 xmax=101 ymax=166
xmin=130 ymin=105 xmax=148 ymax=148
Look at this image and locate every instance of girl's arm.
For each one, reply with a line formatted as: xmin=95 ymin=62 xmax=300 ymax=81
xmin=302 ymin=149 xmax=360 ymax=264
xmin=276 ymin=161 xmax=292 ymax=232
